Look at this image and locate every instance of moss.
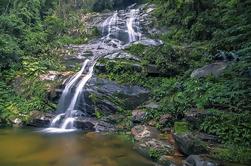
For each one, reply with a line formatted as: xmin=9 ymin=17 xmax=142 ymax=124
xmin=174 ymin=122 xmax=189 ymax=134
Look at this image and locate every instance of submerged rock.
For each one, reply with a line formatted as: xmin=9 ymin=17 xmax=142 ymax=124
xmin=191 ymin=62 xmax=227 ymax=78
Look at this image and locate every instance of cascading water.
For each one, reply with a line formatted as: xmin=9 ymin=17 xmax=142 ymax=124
xmin=43 ymin=6 xmax=142 ymax=133
xmin=127 ymin=9 xmax=141 ymax=42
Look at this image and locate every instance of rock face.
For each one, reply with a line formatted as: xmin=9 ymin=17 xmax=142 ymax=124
xmin=173 ymin=133 xmax=208 ymax=156
xmin=184 ymin=155 xmax=218 ymax=166
xmin=81 ymin=77 xmax=149 ymax=116
xmin=191 ymin=62 xmax=227 ymax=78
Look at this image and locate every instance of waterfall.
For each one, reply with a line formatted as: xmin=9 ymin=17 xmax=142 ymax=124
xmin=127 ymin=9 xmax=138 ymax=42
xmin=43 ymin=6 xmax=142 ymax=133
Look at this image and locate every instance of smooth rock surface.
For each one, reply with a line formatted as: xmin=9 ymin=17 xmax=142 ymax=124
xmin=191 ymin=62 xmax=227 ymax=78
xmin=173 ymin=133 xmax=208 ymax=156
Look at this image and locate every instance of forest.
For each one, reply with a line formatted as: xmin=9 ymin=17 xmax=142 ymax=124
xmin=0 ymin=0 xmax=250 ymax=166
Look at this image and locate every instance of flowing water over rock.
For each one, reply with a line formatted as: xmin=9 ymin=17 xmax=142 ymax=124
xmin=44 ymin=6 xmax=144 ymax=133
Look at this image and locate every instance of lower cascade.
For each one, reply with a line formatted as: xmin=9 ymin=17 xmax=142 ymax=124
xmin=43 ymin=6 xmax=142 ymax=133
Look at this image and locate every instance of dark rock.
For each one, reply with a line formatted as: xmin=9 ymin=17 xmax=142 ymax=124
xmin=146 ymin=64 xmax=160 ymax=76
xmin=159 ymin=114 xmax=173 ymax=126
xmin=74 ymin=119 xmax=96 ymax=131
xmin=196 ymin=133 xmax=218 ymax=143
xmin=83 ymin=77 xmax=149 ymax=115
xmin=95 ymin=63 xmax=106 ymax=74
xmin=214 ymin=50 xmax=239 ymax=62
xmin=95 ymin=120 xmax=116 ymax=132
xmin=191 ymin=62 xmax=227 ymax=78
xmin=173 ymin=133 xmax=208 ymax=156
xmin=132 ymin=110 xmax=147 ymax=123
xmin=74 ymin=117 xmax=116 ymax=132
xmin=100 ymin=114 xmax=124 ymax=124
xmin=184 ymin=155 xmax=218 ymax=166
xmin=27 ymin=111 xmax=54 ymax=128
xmin=184 ymin=109 xmax=207 ymax=127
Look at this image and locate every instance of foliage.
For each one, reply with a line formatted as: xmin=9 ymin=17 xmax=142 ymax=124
xmin=212 ymin=146 xmax=251 ymax=164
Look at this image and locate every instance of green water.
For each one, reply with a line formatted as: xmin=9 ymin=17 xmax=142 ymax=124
xmin=0 ymin=128 xmax=154 ymax=166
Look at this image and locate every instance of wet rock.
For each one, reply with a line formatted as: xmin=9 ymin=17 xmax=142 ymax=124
xmin=27 ymin=111 xmax=54 ymax=128
xmin=191 ymin=62 xmax=227 ymax=78
xmin=184 ymin=155 xmax=218 ymax=166
xmin=74 ymin=119 xmax=96 ymax=131
xmin=173 ymin=133 xmax=208 ymax=156
xmin=131 ymin=125 xmax=160 ymax=141
xmin=74 ymin=118 xmax=116 ymax=132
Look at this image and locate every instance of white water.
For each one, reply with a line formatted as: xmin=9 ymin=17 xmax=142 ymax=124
xmin=102 ymin=11 xmax=118 ymax=37
xmin=67 ymin=60 xmax=94 ymax=112
xmin=56 ymin=60 xmax=89 ymax=112
xmin=44 ymin=7 xmax=142 ymax=133
xmin=61 ymin=117 xmax=75 ymax=129
xmin=127 ymin=9 xmax=138 ymax=42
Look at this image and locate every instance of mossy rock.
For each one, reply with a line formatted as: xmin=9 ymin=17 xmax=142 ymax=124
xmin=174 ymin=121 xmax=189 ymax=134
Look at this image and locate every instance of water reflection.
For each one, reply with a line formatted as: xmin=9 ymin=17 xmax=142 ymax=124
xmin=0 ymin=128 xmax=154 ymax=166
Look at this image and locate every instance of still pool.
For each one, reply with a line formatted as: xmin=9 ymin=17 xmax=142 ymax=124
xmin=0 ymin=128 xmax=155 ymax=166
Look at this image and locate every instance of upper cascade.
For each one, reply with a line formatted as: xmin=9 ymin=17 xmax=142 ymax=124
xmin=43 ymin=5 xmax=144 ymax=133
xmin=101 ymin=7 xmax=142 ymax=44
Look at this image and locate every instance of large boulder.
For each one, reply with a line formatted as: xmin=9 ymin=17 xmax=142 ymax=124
xmin=131 ymin=125 xmax=175 ymax=163
xmin=191 ymin=62 xmax=227 ymax=78
xmin=173 ymin=133 xmax=208 ymax=156
xmin=82 ymin=77 xmax=149 ymax=116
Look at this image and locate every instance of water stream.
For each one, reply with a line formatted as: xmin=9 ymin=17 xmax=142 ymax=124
xmin=44 ymin=6 xmax=142 ymax=133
